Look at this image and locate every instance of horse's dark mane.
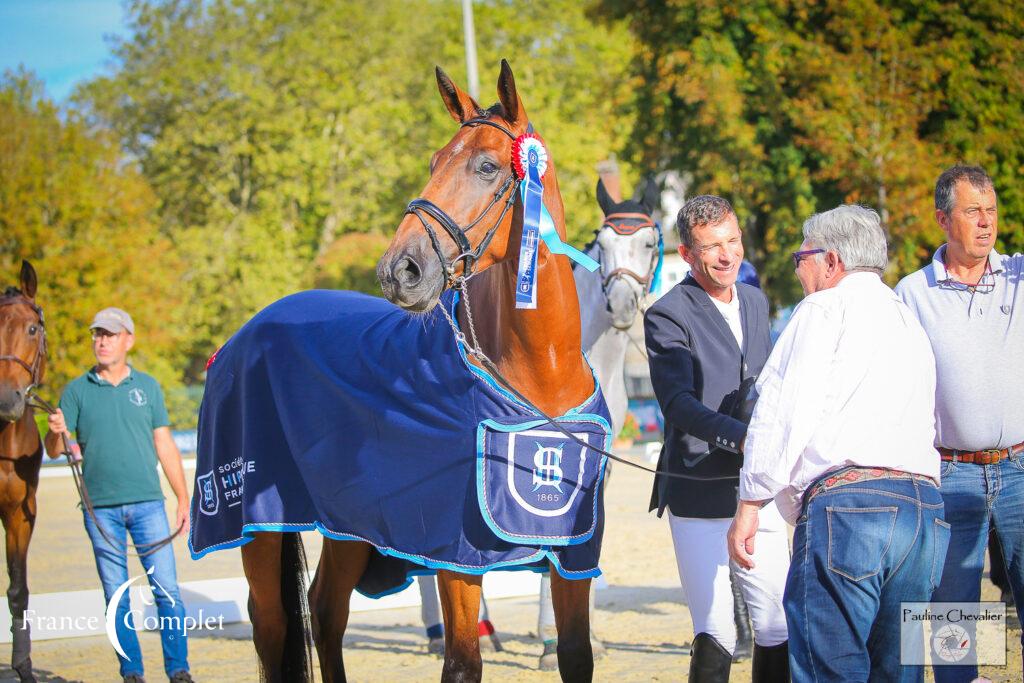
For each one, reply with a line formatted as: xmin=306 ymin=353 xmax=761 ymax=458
xmin=3 ymin=286 xmax=22 ymax=299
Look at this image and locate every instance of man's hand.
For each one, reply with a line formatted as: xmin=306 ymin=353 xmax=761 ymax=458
xmin=728 ymin=500 xmax=765 ymax=570
xmin=46 ymin=408 xmax=67 ymax=436
xmin=174 ymin=496 xmax=190 ymax=537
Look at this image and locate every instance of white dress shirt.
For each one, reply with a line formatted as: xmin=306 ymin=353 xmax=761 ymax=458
xmin=739 ymin=272 xmax=940 ymax=524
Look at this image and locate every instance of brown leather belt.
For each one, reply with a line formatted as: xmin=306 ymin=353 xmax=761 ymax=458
xmin=938 ymin=441 xmax=1024 ymax=465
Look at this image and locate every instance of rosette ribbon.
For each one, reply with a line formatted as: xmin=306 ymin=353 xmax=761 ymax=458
xmin=512 ymin=133 xmax=599 ymax=309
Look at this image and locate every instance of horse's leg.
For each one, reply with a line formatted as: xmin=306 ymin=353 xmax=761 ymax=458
xmin=308 ymin=539 xmax=371 ymax=683
xmin=550 ymin=565 xmax=593 ymax=683
xmin=241 ymin=532 xmax=312 ymax=683
xmin=5 ymin=495 xmax=37 ymax=682
xmin=437 ymin=570 xmax=483 ymax=683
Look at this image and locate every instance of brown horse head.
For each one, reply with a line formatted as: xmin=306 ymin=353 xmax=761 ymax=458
xmin=0 ymin=261 xmax=46 ymax=423
xmin=379 ymin=60 xmax=528 ymax=312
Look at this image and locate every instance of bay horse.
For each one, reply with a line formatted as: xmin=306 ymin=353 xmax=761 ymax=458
xmin=418 ymin=176 xmax=663 ymax=663
xmin=194 ymin=61 xmax=604 ymax=682
xmin=0 ymin=261 xmax=46 ymax=683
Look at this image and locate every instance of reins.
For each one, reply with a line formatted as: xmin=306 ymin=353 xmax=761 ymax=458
xmin=437 ymin=274 xmax=686 ymax=483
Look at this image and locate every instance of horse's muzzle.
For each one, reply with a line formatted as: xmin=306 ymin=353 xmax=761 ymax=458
xmin=378 ymin=247 xmax=445 ymax=313
xmin=0 ymin=383 xmax=28 ymax=423
xmin=606 ymin=280 xmax=640 ymax=330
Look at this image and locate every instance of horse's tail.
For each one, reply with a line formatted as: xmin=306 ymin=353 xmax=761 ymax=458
xmin=280 ymin=531 xmax=314 ymax=682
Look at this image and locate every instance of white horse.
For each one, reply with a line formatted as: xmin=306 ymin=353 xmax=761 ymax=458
xmin=418 ymin=176 xmax=664 ymax=665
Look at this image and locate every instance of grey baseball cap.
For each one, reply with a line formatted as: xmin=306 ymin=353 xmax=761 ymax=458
xmin=90 ymin=307 xmax=135 ymax=335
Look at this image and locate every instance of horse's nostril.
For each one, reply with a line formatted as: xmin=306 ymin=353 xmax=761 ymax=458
xmin=395 ymin=256 xmax=422 ymax=288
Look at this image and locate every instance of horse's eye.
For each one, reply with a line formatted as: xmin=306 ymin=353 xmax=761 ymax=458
xmin=478 ymin=160 xmax=499 ymax=176
xmin=28 ymin=325 xmax=38 ymax=335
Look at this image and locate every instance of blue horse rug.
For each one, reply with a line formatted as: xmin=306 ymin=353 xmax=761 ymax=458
xmin=188 ymin=289 xmax=611 ymax=597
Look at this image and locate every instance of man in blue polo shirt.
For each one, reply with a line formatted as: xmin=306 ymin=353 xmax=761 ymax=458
xmin=45 ymin=307 xmax=193 ymax=683
xmin=897 ymin=165 xmax=1024 ymax=682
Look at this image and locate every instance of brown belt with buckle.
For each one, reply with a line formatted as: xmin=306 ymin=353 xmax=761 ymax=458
xmin=938 ymin=441 xmax=1024 ymax=465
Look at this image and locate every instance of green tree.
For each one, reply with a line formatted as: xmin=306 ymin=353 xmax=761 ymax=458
xmin=78 ymin=0 xmax=639 ymax=374
xmin=598 ymin=0 xmax=1024 ymax=306
xmin=0 ymin=70 xmax=186 ymax=404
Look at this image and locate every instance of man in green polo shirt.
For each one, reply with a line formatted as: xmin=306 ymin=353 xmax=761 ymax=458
xmin=45 ymin=307 xmax=193 ymax=683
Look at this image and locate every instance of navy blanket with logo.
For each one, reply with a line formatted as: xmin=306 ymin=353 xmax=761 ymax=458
xmin=188 ymin=289 xmax=611 ymax=597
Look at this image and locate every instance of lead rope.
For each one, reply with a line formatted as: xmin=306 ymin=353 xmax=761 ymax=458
xmin=437 ymin=284 xmax=695 ymax=480
xmin=28 ymin=391 xmax=183 ymax=557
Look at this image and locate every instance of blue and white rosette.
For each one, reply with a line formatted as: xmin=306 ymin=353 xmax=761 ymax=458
xmin=512 ymin=133 xmax=598 ymax=310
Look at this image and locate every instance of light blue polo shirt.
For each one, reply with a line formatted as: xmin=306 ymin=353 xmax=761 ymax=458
xmin=60 ymin=367 xmax=169 ymax=506
xmin=896 ymin=247 xmax=1024 ymax=451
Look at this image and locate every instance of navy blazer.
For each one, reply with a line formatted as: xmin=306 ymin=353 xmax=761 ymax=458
xmin=644 ymin=275 xmax=771 ymax=519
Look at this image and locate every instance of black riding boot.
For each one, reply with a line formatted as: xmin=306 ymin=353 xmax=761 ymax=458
xmin=752 ymin=640 xmax=790 ymax=683
xmin=688 ymin=632 xmax=732 ymax=683
xmin=730 ymin=569 xmax=753 ymax=661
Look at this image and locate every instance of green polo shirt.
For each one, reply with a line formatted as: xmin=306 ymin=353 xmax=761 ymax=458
xmin=60 ymin=367 xmax=169 ymax=507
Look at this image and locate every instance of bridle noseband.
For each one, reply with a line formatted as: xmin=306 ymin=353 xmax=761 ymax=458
xmin=0 ymin=295 xmax=47 ymax=394
xmin=404 ymin=117 xmax=524 ymax=286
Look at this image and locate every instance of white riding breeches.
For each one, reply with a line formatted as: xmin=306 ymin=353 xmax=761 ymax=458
xmin=668 ymin=502 xmax=790 ymax=654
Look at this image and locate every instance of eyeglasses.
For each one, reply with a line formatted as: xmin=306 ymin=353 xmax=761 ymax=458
xmin=937 ymin=264 xmax=996 ymax=294
xmin=792 ymin=248 xmax=825 ymax=268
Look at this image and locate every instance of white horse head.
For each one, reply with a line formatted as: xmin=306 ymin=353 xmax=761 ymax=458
xmin=591 ymin=176 xmax=662 ymax=331
xmin=573 ymin=177 xmax=663 ymax=434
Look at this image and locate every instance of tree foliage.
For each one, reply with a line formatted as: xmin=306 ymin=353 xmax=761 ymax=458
xmin=76 ymin=0 xmax=637 ymax=380
xmin=0 ymin=70 xmax=186 ymax=412
xmin=598 ymin=0 xmax=1024 ymax=306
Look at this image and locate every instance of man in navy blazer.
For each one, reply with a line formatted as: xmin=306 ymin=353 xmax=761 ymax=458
xmin=644 ymin=195 xmax=790 ymax=682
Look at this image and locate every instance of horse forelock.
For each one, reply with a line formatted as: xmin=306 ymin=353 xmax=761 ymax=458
xmin=3 ymin=286 xmax=22 ymax=298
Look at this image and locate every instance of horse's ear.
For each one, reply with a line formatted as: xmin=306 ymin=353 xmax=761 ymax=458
xmin=19 ymin=260 xmax=37 ymax=300
xmin=634 ymin=175 xmax=661 ymax=215
xmin=497 ymin=59 xmax=524 ymax=126
xmin=596 ymin=178 xmax=616 ymax=216
xmin=435 ymin=66 xmax=480 ymax=124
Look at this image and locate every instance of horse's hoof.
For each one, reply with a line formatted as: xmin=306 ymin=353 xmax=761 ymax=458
xmin=427 ymin=636 xmax=445 ymax=656
xmin=13 ymin=661 xmax=37 ymax=683
xmin=538 ymin=641 xmax=559 ymax=671
xmin=590 ymin=636 xmax=607 ymax=659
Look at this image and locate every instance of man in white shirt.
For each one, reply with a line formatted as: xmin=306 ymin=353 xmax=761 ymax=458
xmin=727 ymin=204 xmax=946 ymax=681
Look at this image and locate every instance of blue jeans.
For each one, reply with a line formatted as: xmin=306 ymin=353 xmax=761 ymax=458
xmin=785 ymin=473 xmax=949 ymax=682
xmin=83 ymin=499 xmax=189 ymax=678
xmin=932 ymin=457 xmax=1024 ymax=683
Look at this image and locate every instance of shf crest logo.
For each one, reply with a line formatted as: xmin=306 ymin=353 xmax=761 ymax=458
xmin=197 ymin=470 xmax=219 ymax=516
xmin=128 ymin=388 xmax=147 ymax=407
xmin=532 ymin=443 xmax=564 ymax=492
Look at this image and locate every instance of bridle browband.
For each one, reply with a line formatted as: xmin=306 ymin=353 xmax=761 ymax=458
xmin=404 ymin=117 xmax=525 ymax=285
xmin=0 ymin=294 xmax=47 ymax=394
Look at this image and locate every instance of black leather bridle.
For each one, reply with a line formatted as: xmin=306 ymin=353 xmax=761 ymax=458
xmin=404 ymin=117 xmax=525 ymax=285
xmin=0 ymin=294 xmax=47 ymax=397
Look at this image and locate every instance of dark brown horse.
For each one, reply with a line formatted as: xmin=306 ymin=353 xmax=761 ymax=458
xmin=238 ymin=61 xmax=599 ymax=682
xmin=0 ymin=261 xmax=46 ymax=683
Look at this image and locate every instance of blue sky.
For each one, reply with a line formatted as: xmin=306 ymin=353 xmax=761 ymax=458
xmin=0 ymin=0 xmax=128 ymax=101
